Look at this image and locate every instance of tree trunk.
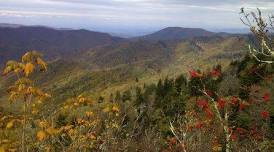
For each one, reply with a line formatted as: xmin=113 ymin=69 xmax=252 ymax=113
xmin=224 ymin=126 xmax=231 ymax=152
xmin=22 ymin=100 xmax=26 ymax=152
xmin=224 ymin=111 xmax=231 ymax=152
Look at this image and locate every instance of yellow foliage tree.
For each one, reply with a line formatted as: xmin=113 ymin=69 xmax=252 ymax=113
xmin=2 ymin=51 xmax=49 ymax=152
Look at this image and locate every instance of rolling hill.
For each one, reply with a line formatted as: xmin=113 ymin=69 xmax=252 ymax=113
xmin=80 ymin=40 xmax=173 ymax=69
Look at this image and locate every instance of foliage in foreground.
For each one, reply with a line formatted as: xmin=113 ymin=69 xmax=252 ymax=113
xmin=0 ymin=50 xmax=273 ymax=152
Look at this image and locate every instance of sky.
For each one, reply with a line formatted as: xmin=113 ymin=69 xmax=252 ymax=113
xmin=0 ymin=0 xmax=274 ymax=36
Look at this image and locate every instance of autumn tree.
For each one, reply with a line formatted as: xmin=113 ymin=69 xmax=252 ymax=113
xmin=2 ymin=51 xmax=49 ymax=152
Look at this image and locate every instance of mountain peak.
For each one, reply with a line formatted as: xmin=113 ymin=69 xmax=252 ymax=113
xmin=138 ymin=27 xmax=215 ymax=41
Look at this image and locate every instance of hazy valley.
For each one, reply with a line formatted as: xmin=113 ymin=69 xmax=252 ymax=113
xmin=0 ymin=25 xmax=248 ymax=102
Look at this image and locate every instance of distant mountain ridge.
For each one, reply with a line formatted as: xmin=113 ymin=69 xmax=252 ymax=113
xmin=0 ymin=25 xmax=124 ymax=64
xmin=0 ymin=23 xmax=23 ymax=28
xmin=136 ymin=27 xmax=215 ymax=41
xmin=0 ymin=24 xmax=246 ymax=68
xmin=0 ymin=23 xmax=249 ymax=104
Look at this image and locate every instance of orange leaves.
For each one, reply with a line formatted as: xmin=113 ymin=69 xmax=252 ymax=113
xmin=24 ymin=63 xmax=35 ymax=76
xmin=21 ymin=51 xmax=42 ymax=63
xmin=3 ymin=51 xmax=47 ymax=77
xmin=85 ymin=111 xmax=94 ymax=117
xmin=6 ymin=120 xmax=14 ymax=129
xmin=2 ymin=117 xmax=22 ymax=129
xmin=112 ymin=105 xmax=120 ymax=113
xmin=212 ymin=143 xmax=222 ymax=152
xmin=38 ymin=120 xmax=49 ymax=129
xmin=76 ymin=118 xmax=86 ymax=125
xmin=3 ymin=51 xmax=50 ymax=104
xmin=77 ymin=96 xmax=86 ymax=104
xmin=8 ymin=91 xmax=19 ymax=103
xmin=23 ymin=54 xmax=48 ymax=76
xmin=2 ymin=51 xmax=50 ymax=151
xmin=7 ymin=79 xmax=50 ymax=103
xmin=70 ymin=95 xmax=94 ymax=107
xmin=37 ymin=130 xmax=47 ymax=141
xmin=55 ymin=125 xmax=75 ymax=136
xmin=37 ymin=120 xmax=59 ymax=141
xmin=2 ymin=60 xmax=24 ymax=75
xmin=87 ymin=132 xmax=97 ymax=140
xmin=102 ymin=104 xmax=120 ymax=115
xmin=103 ymin=106 xmax=110 ymax=113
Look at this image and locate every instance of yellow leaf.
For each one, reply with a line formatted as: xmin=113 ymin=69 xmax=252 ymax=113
xmin=27 ymin=87 xmax=36 ymax=94
xmin=103 ymin=107 xmax=110 ymax=113
xmin=22 ymin=51 xmax=41 ymax=63
xmin=36 ymin=57 xmax=47 ymax=71
xmin=78 ymin=97 xmax=85 ymax=103
xmin=6 ymin=120 xmax=14 ymax=129
xmin=112 ymin=105 xmax=120 ymax=113
xmin=68 ymin=129 xmax=76 ymax=136
xmin=37 ymin=130 xmax=47 ymax=141
xmin=22 ymin=52 xmax=32 ymax=63
xmin=46 ymin=127 xmax=59 ymax=135
xmin=212 ymin=144 xmax=222 ymax=152
xmin=38 ymin=121 xmax=49 ymax=128
xmin=85 ymin=111 xmax=94 ymax=117
xmin=0 ymin=146 xmax=5 ymax=152
xmin=63 ymin=125 xmax=73 ymax=131
xmin=112 ymin=123 xmax=119 ymax=128
xmin=14 ymin=68 xmax=21 ymax=73
xmin=24 ymin=63 xmax=35 ymax=76
xmin=87 ymin=133 xmax=97 ymax=140
xmin=3 ymin=66 xmax=12 ymax=75
xmin=3 ymin=60 xmax=20 ymax=75
xmin=8 ymin=92 xmax=18 ymax=102
xmin=32 ymin=108 xmax=38 ymax=115
xmin=44 ymin=93 xmax=51 ymax=98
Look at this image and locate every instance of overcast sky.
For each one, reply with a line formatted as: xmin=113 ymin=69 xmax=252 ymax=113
xmin=0 ymin=0 xmax=274 ymax=35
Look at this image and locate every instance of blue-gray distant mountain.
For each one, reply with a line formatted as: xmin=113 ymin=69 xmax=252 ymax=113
xmin=137 ymin=27 xmax=215 ymax=41
xmin=0 ymin=25 xmax=123 ymax=64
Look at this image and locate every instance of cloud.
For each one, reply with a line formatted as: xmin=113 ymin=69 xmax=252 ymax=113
xmin=0 ymin=0 xmax=274 ymax=33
